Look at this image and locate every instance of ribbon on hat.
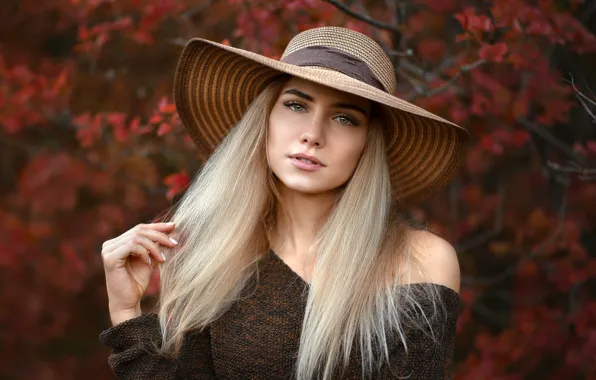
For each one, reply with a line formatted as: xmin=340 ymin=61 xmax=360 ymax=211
xmin=280 ymin=45 xmax=385 ymax=91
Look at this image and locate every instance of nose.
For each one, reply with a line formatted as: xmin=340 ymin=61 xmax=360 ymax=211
xmin=299 ymin=116 xmax=325 ymax=148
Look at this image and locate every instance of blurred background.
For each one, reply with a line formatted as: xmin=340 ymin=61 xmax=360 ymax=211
xmin=1 ymin=0 xmax=595 ymax=378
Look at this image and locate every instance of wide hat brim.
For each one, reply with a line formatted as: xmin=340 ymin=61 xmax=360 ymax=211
xmin=173 ymin=38 xmax=470 ymax=205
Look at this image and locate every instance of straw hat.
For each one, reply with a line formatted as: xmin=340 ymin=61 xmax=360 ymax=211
xmin=173 ymin=26 xmax=470 ymax=204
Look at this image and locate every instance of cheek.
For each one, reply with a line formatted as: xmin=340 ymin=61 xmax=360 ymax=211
xmin=335 ymin=132 xmax=367 ymax=171
xmin=268 ymin=110 xmax=301 ymax=153
xmin=267 ymin=112 xmax=291 ymax=165
xmin=267 ymin=116 xmax=281 ymax=158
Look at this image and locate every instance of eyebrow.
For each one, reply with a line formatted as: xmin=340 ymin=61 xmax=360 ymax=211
xmin=282 ymin=88 xmax=369 ymax=117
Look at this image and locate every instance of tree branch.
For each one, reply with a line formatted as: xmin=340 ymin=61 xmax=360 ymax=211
xmin=242 ymin=0 xmax=262 ymax=54
xmin=322 ymin=0 xmax=399 ymax=32
xmin=405 ymin=59 xmax=486 ymax=100
xmin=353 ymin=1 xmax=390 ymax=52
xmin=567 ymin=75 xmax=596 ymax=123
xmin=455 ymin=176 xmax=505 ymax=253
xmin=180 ymin=0 xmax=218 ymax=20
xmin=547 ymin=161 xmax=596 ymax=181
xmin=518 ymin=118 xmax=587 ymax=166
xmin=461 ymin=187 xmax=568 ymax=287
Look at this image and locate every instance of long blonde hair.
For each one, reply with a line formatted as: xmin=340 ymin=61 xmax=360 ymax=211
xmin=155 ymin=76 xmax=443 ymax=379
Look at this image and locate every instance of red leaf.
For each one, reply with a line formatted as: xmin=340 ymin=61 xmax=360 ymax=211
xmin=149 ymin=114 xmax=163 ymax=124
xmin=471 ymin=92 xmax=492 ymax=116
xmin=573 ymin=142 xmax=587 ymax=155
xmin=50 ymin=67 xmax=70 ymax=96
xmin=156 ymin=122 xmax=173 ymax=136
xmin=513 ymin=92 xmax=530 ymax=118
xmin=129 ymin=116 xmax=150 ymax=136
xmin=518 ymin=261 xmax=538 ymax=277
xmin=105 ymin=112 xmax=127 ymax=128
xmin=450 ymin=105 xmax=469 ymax=124
xmin=536 ymin=99 xmax=575 ymax=126
xmin=480 ymin=134 xmax=504 ymax=155
xmin=506 ymin=52 xmax=532 ymax=70
xmin=465 ymin=146 xmax=489 ymax=175
xmin=526 ymin=19 xmax=553 ymax=36
xmin=405 ymin=12 xmax=437 ymax=38
xmin=417 ymin=39 xmax=446 ymax=63
xmin=2 ymin=117 xmax=22 ymax=134
xmin=113 ymin=125 xmax=129 ymax=143
xmin=60 ymin=243 xmax=86 ymax=276
xmin=492 ymin=129 xmax=512 ymax=144
xmin=111 ymin=17 xmax=133 ymax=30
xmin=511 ymin=130 xmax=530 ymax=147
xmin=415 ymin=0 xmax=456 ymax=12
xmin=78 ymin=25 xmax=89 ymax=41
xmin=474 ymin=332 xmax=492 ymax=351
xmin=133 ymin=31 xmax=154 ymax=45
xmin=454 ymin=8 xmax=493 ymax=34
xmin=74 ymin=114 xmax=102 ymax=147
xmin=158 ymin=97 xmax=176 ymax=114
xmin=164 ymin=172 xmax=190 ymax=199
xmin=129 ymin=116 xmax=141 ymax=131
xmin=478 ymin=42 xmax=508 ymax=62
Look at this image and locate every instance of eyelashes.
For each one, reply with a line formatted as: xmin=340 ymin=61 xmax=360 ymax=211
xmin=284 ymin=101 xmax=306 ymax=112
xmin=282 ymin=101 xmax=360 ymax=126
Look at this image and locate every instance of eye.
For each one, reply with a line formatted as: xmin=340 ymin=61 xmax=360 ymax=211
xmin=334 ymin=115 xmax=358 ymax=126
xmin=284 ymin=101 xmax=306 ymax=112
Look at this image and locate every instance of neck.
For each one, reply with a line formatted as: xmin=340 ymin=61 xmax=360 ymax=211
xmin=270 ymin=184 xmax=336 ymax=262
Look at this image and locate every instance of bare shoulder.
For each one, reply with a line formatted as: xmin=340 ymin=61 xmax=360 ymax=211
xmin=407 ymin=229 xmax=461 ymax=293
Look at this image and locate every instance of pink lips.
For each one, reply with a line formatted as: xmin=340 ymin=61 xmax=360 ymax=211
xmin=290 ymin=157 xmax=323 ymax=171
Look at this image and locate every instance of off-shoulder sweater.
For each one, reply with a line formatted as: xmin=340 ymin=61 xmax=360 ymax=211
xmin=99 ymin=249 xmax=460 ymax=379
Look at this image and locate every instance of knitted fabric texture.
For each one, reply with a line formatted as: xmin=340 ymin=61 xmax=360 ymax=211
xmin=99 ymin=250 xmax=460 ymax=379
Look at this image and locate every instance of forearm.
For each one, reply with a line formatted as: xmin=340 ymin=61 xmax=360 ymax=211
xmin=100 ymin=313 xmax=216 ymax=379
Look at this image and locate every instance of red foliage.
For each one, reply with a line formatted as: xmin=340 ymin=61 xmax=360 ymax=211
xmin=1 ymin=0 xmax=595 ymax=378
xmin=478 ymin=42 xmax=508 ymax=62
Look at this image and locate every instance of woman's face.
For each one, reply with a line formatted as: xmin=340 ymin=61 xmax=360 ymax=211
xmin=267 ymin=77 xmax=372 ymax=196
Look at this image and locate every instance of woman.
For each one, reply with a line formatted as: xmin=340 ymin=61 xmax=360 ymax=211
xmin=100 ymin=26 xmax=469 ymax=379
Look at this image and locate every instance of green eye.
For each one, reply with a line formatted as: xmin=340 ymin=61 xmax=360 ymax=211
xmin=284 ymin=101 xmax=305 ymax=112
xmin=335 ymin=115 xmax=358 ymax=126
xmin=336 ymin=116 xmax=351 ymax=125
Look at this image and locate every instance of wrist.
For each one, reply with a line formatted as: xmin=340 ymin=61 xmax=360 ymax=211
xmin=109 ymin=304 xmax=142 ymax=326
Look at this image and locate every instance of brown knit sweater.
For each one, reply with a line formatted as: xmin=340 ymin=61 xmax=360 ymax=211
xmin=100 ymin=249 xmax=460 ymax=379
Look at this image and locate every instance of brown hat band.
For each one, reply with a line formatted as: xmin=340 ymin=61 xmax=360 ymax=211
xmin=280 ymin=46 xmax=385 ymax=91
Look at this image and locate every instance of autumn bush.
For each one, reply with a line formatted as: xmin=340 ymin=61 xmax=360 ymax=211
xmin=1 ymin=0 xmax=595 ymax=378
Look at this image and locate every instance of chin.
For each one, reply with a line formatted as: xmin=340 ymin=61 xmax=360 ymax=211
xmin=277 ymin=176 xmax=341 ymax=196
xmin=283 ymin=183 xmax=327 ymax=195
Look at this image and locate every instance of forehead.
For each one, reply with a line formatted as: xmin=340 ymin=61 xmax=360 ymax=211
xmin=281 ymin=77 xmax=370 ymax=106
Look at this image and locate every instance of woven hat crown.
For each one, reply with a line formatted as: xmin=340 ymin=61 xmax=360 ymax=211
xmin=281 ymin=26 xmax=397 ymax=93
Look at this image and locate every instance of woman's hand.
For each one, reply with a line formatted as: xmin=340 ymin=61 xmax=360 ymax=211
xmin=101 ymin=222 xmax=178 ymax=325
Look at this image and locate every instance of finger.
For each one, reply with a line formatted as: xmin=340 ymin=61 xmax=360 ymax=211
xmin=103 ymin=241 xmax=152 ymax=269
xmin=142 ymin=222 xmax=177 ymax=232
xmin=129 ymin=234 xmax=167 ymax=263
xmin=168 ymin=230 xmax=180 ymax=242
xmin=104 ymin=223 xmax=176 ymax=251
xmin=129 ymin=242 xmax=154 ymax=266
xmin=137 ymin=228 xmax=179 ymax=249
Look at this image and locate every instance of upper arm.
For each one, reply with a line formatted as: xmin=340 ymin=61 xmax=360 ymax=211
xmin=380 ymin=231 xmax=461 ymax=379
xmin=407 ymin=230 xmax=461 ymax=293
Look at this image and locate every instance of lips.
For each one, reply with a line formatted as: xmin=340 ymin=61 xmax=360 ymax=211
xmin=289 ymin=153 xmax=324 ymax=166
xmin=294 ymin=157 xmax=318 ymax=165
xmin=290 ymin=157 xmax=323 ymax=171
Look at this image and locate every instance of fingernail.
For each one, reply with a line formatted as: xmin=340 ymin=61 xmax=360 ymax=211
xmin=161 ymin=252 xmax=167 ymax=261
xmin=148 ymin=257 xmax=152 ymax=265
xmin=169 ymin=237 xmax=178 ymax=245
xmin=166 ymin=222 xmax=174 ymax=225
